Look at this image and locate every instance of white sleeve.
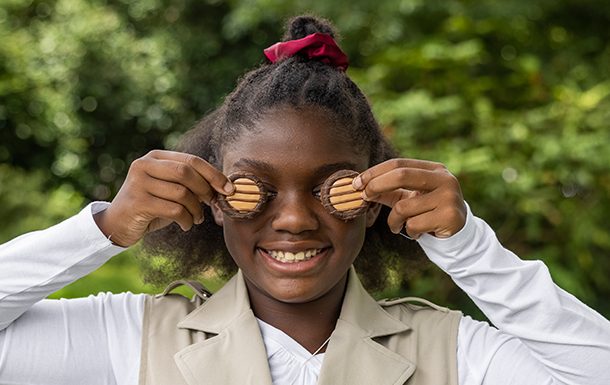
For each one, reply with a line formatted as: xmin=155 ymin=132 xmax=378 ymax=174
xmin=0 ymin=292 xmax=146 ymax=385
xmin=0 ymin=202 xmax=125 ymax=330
xmin=0 ymin=202 xmax=146 ymax=385
xmin=417 ymin=204 xmax=610 ymax=385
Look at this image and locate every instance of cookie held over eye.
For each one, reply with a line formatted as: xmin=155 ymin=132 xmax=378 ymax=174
xmin=216 ymin=172 xmax=268 ymax=219
xmin=321 ymin=170 xmax=368 ymax=220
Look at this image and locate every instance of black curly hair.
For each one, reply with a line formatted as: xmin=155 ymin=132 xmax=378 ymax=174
xmin=141 ymin=15 xmax=427 ymax=291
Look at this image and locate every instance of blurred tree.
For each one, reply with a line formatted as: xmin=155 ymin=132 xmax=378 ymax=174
xmin=1 ymin=0 xmax=609 ymax=319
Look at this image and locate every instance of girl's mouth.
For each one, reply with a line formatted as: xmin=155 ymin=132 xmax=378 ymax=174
xmin=260 ymin=248 xmax=327 ymax=263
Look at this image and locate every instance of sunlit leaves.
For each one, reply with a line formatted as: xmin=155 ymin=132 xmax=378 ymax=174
xmin=1 ymin=0 xmax=609 ymax=316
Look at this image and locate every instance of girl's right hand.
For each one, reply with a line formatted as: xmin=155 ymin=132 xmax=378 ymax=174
xmin=93 ymin=150 xmax=234 ymax=247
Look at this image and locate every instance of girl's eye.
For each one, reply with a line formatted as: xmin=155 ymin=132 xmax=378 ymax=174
xmin=261 ymin=183 xmax=277 ymax=201
xmin=266 ymin=191 xmax=278 ymax=200
xmin=312 ymin=185 xmax=322 ymax=200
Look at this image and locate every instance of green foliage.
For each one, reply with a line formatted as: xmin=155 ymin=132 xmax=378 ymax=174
xmin=0 ymin=164 xmax=84 ymax=240
xmin=346 ymin=0 xmax=610 ymax=317
xmin=1 ymin=0 xmax=609 ymax=318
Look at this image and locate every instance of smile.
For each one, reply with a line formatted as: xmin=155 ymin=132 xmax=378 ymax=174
xmin=266 ymin=248 xmax=323 ymax=263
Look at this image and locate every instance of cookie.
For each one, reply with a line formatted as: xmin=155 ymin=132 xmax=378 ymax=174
xmin=216 ymin=172 xmax=268 ymax=219
xmin=320 ymin=169 xmax=368 ymax=220
xmin=217 ymin=169 xmax=367 ymax=220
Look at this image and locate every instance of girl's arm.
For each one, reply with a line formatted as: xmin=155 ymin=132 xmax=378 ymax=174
xmin=418 ymin=206 xmax=610 ymax=385
xmin=1 ymin=149 xmax=232 ymax=330
xmin=355 ymin=158 xmax=610 ymax=384
xmin=0 ymin=293 xmax=145 ymax=385
xmin=0 ymin=202 xmax=125 ymax=331
xmin=0 ymin=202 xmax=145 ymax=385
xmin=0 ymin=151 xmax=233 ymax=383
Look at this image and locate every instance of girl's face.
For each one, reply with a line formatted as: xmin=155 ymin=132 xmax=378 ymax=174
xmin=213 ymin=106 xmax=378 ymax=304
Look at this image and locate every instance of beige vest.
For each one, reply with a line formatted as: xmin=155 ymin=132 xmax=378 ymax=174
xmin=138 ymin=267 xmax=461 ymax=385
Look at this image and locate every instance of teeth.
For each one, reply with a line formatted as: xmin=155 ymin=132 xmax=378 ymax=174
xmin=267 ymin=248 xmax=322 ymax=263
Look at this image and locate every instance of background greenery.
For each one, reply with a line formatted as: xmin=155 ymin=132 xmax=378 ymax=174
xmin=1 ymin=0 xmax=609 ymax=319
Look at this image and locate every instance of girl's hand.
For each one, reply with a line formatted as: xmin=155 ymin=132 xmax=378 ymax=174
xmin=93 ymin=150 xmax=234 ymax=247
xmin=353 ymin=159 xmax=466 ymax=239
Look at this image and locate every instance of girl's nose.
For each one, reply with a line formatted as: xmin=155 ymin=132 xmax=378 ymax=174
xmin=270 ymin=192 xmax=319 ymax=234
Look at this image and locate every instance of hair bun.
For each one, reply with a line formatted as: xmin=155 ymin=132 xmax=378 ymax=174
xmin=282 ymin=15 xmax=338 ymax=41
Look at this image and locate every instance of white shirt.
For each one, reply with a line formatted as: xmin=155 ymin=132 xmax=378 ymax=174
xmin=257 ymin=318 xmax=325 ymax=385
xmin=0 ymin=202 xmax=609 ymax=385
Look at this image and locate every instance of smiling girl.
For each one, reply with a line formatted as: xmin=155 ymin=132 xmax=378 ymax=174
xmin=1 ymin=15 xmax=609 ymax=385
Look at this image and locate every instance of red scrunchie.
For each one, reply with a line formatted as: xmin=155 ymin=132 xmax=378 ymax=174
xmin=263 ymin=33 xmax=349 ymax=71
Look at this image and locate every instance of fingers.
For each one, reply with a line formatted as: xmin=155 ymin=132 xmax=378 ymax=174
xmin=385 ymin=191 xmax=436 ymax=234
xmin=352 ymin=158 xmax=466 ymax=239
xmin=97 ymin=189 xmax=199 ymax=246
xmin=355 ymin=160 xmax=455 ymax=199
xmin=147 ymin=195 xmax=201 ymax=232
xmin=147 ymin=150 xmax=234 ymax=200
xmin=134 ymin=150 xmax=230 ymax=228
xmin=145 ymin=177 xmax=204 ymax=226
xmin=353 ymin=158 xmax=446 ymax=190
xmin=402 ymin=205 xmax=466 ymax=239
xmin=141 ymin=158 xmax=216 ymax=205
xmin=99 ymin=150 xmax=232 ymax=246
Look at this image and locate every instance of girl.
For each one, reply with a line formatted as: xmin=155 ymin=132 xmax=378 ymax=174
xmin=1 ymin=15 xmax=609 ymax=385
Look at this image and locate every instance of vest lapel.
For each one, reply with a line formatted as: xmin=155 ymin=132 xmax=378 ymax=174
xmin=173 ymin=271 xmax=273 ymax=385
xmin=170 ymin=267 xmax=415 ymax=385
xmin=317 ymin=267 xmax=415 ymax=385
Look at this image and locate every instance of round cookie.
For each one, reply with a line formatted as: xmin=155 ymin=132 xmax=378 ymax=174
xmin=216 ymin=172 xmax=268 ymax=219
xmin=320 ymin=169 xmax=368 ymax=220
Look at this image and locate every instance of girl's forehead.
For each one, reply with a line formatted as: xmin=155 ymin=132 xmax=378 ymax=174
xmin=222 ymin=106 xmax=369 ymax=175
xmin=228 ymin=156 xmax=361 ymax=181
xmin=222 ymin=142 xmax=367 ymax=181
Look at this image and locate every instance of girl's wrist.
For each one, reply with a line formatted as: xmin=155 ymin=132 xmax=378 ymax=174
xmin=93 ymin=207 xmax=129 ymax=247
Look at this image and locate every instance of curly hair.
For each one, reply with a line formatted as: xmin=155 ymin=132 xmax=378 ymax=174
xmin=141 ymin=15 xmax=427 ymax=291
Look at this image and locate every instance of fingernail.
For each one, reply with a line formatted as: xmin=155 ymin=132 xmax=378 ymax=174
xmin=223 ymin=181 xmax=234 ymax=195
xmin=361 ymin=190 xmax=370 ymax=202
xmin=196 ymin=216 xmax=204 ymax=225
xmin=352 ymin=176 xmax=363 ymax=190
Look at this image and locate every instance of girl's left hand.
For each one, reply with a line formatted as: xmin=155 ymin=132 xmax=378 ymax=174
xmin=353 ymin=158 xmax=467 ymax=239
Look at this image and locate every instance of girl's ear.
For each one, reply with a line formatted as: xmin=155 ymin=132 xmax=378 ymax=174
xmin=365 ymin=202 xmax=382 ymax=228
xmin=210 ymin=197 xmax=224 ymax=227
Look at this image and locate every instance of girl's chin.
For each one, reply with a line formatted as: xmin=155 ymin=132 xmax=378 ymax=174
xmin=262 ymin=284 xmax=329 ymax=304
